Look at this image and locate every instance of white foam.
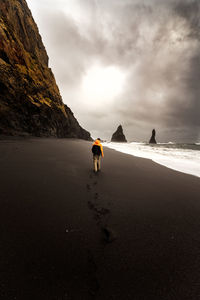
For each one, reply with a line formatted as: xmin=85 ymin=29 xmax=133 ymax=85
xmin=103 ymin=142 xmax=200 ymax=178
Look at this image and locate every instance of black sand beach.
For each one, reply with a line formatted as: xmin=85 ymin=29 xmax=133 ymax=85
xmin=0 ymin=138 xmax=200 ymax=300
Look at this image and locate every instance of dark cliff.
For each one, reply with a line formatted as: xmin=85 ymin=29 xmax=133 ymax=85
xmin=111 ymin=125 xmax=127 ymax=142
xmin=0 ymin=0 xmax=91 ymax=139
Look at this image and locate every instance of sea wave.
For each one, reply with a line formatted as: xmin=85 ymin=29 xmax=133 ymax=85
xmin=103 ymin=142 xmax=200 ymax=178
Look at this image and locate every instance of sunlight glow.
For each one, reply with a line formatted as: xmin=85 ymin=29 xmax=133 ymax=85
xmin=81 ymin=65 xmax=126 ymax=107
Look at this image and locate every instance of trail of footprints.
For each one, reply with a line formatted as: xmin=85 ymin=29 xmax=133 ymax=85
xmin=86 ymin=175 xmax=116 ymax=244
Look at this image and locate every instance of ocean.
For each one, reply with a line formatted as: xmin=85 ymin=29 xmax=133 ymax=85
xmin=103 ymin=142 xmax=200 ymax=178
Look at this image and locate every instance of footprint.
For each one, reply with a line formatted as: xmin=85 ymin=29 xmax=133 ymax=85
xmin=101 ymin=227 xmax=117 ymax=243
xmin=86 ymin=184 xmax=91 ymax=191
xmin=94 ymin=192 xmax=99 ymax=200
xmin=96 ymin=207 xmax=110 ymax=216
xmin=88 ymin=201 xmax=95 ymax=210
xmin=94 ymin=213 xmax=101 ymax=222
xmin=94 ymin=207 xmax=110 ymax=224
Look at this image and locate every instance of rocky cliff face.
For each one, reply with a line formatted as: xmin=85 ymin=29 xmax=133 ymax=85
xmin=111 ymin=125 xmax=127 ymax=142
xmin=149 ymin=129 xmax=157 ymax=144
xmin=0 ymin=0 xmax=91 ymax=139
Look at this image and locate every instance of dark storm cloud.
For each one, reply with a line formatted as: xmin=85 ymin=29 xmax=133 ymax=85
xmin=109 ymin=0 xmax=200 ymax=140
xmin=27 ymin=0 xmax=200 ymax=141
xmin=175 ymin=0 xmax=200 ymax=40
xmin=168 ymin=51 xmax=200 ymax=127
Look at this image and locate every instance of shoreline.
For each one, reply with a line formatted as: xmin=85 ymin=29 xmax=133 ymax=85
xmin=103 ymin=141 xmax=200 ymax=179
xmin=0 ymin=138 xmax=200 ymax=299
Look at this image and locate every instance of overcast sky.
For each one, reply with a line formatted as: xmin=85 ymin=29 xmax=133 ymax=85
xmin=26 ymin=0 xmax=200 ymax=142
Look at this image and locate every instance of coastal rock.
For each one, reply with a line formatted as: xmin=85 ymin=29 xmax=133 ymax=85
xmin=149 ymin=129 xmax=157 ymax=144
xmin=0 ymin=0 xmax=91 ymax=140
xmin=111 ymin=125 xmax=127 ymax=142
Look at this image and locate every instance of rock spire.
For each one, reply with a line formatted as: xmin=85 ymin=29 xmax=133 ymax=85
xmin=149 ymin=129 xmax=157 ymax=144
xmin=111 ymin=125 xmax=127 ymax=142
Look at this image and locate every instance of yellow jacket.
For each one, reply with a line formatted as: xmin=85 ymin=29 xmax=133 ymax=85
xmin=92 ymin=139 xmax=104 ymax=157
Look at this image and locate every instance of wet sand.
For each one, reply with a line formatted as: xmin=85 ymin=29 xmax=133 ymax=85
xmin=0 ymin=138 xmax=200 ymax=300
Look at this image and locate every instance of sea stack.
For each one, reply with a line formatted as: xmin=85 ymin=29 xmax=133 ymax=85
xmin=111 ymin=125 xmax=127 ymax=142
xmin=149 ymin=129 xmax=157 ymax=144
xmin=0 ymin=0 xmax=91 ymax=140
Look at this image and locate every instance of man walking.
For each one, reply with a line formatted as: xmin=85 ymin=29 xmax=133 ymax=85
xmin=92 ymin=138 xmax=104 ymax=173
